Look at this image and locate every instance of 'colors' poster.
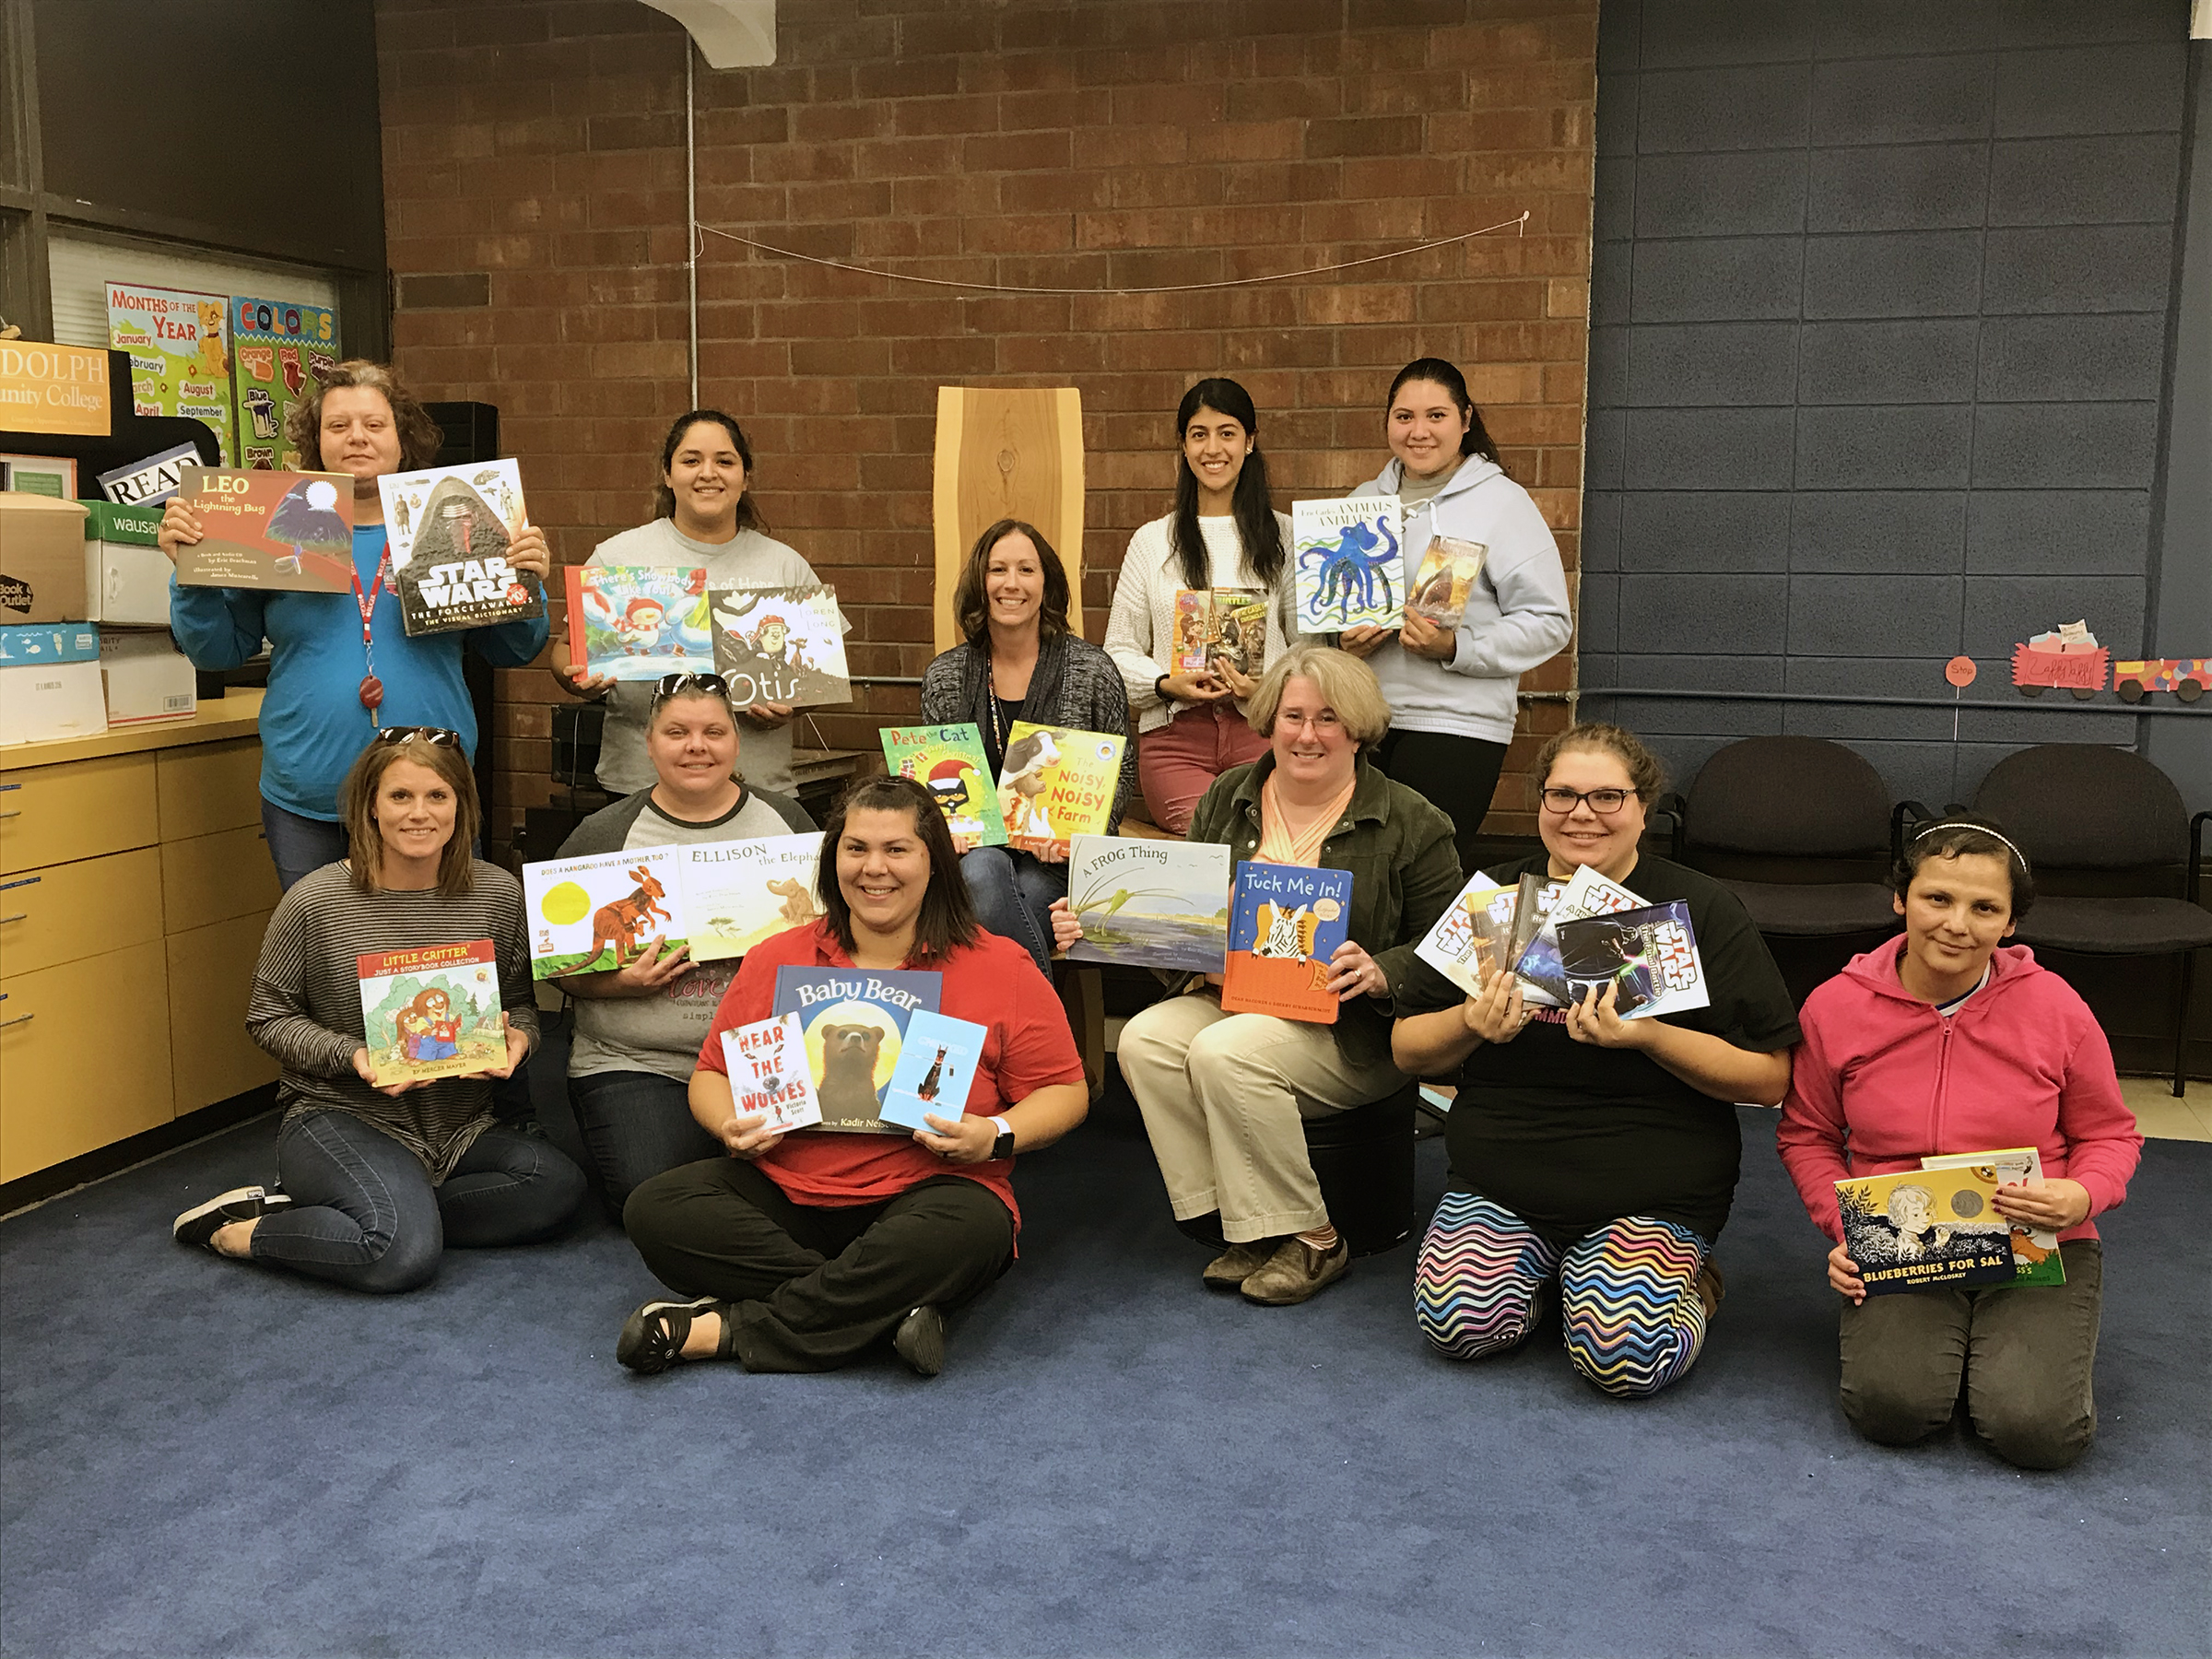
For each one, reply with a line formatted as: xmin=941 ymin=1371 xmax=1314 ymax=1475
xmin=229 ymin=295 xmax=337 ymax=470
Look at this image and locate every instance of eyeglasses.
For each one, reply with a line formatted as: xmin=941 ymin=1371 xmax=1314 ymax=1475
xmin=651 ymin=672 xmax=731 ymax=703
xmin=372 ymin=725 xmax=462 ymax=747
xmin=1277 ymin=711 xmax=1344 ymax=735
xmin=1539 ymin=786 xmax=1633 ymax=816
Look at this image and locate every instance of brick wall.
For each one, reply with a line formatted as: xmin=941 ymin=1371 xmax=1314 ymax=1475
xmin=375 ymin=0 xmax=1599 ymax=848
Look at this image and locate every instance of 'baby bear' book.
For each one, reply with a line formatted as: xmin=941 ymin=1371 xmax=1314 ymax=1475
xmin=880 ymin=724 xmax=1008 ymax=848
xmin=997 ymin=721 xmax=1124 ymax=853
xmin=356 ymin=939 xmax=507 ymax=1087
xmin=720 ymin=1013 xmax=824 ymax=1135
xmin=565 ymin=564 xmax=713 ymax=679
xmin=522 ymin=848 xmax=684 ymax=979
xmin=707 ymin=584 xmax=852 ymax=707
xmin=1919 ymin=1147 xmax=2065 ymax=1287
xmin=1065 ymin=836 xmax=1231 ymax=972
xmin=173 ymin=465 xmax=353 ymax=591
xmin=1292 ymin=496 xmax=1403 ymax=631
xmin=1835 ymin=1166 xmax=2019 ymax=1296
xmin=378 ymin=460 xmax=542 ymax=637
xmin=1221 ymin=861 xmax=1355 ymax=1024
xmin=878 ymin=1007 xmax=989 ymax=1134
xmin=771 ymin=968 xmax=943 ymax=1134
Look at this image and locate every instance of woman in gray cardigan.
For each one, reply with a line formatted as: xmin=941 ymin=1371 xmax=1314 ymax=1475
xmin=919 ymin=518 xmax=1135 ymax=973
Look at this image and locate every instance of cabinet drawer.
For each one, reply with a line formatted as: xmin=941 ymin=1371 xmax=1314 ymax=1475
xmin=163 ymin=826 xmax=284 ymax=935
xmin=157 ymin=738 xmax=264 ymax=841
xmin=0 ymin=939 xmax=172 ymax=1182
xmin=0 ymin=848 xmax=163 ymax=978
xmin=0 ymin=755 xmax=159 ymax=876
xmin=169 ymin=909 xmax=280 ymax=1117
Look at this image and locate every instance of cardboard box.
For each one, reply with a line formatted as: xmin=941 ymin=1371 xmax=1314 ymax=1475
xmin=0 ymin=658 xmax=107 ymax=745
xmin=81 ymin=500 xmax=172 ymax=625
xmin=0 ymin=622 xmax=100 ymax=665
xmin=99 ymin=629 xmax=197 ymax=725
xmin=0 ymin=493 xmax=91 ymax=622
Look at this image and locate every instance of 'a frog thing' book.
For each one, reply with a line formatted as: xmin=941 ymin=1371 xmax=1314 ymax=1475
xmin=1292 ymin=496 xmax=1403 ymax=631
xmin=565 ymin=564 xmax=712 ymax=679
xmin=522 ymin=848 xmax=683 ymax=979
xmin=1065 ymin=836 xmax=1232 ymax=972
xmin=720 ymin=1013 xmax=823 ymax=1134
xmin=173 ymin=465 xmax=353 ymax=591
xmin=771 ymin=968 xmax=942 ymax=1134
xmin=379 ymin=461 xmax=541 ymax=637
xmin=1919 ymin=1147 xmax=2065 ymax=1287
xmin=706 ymin=584 xmax=852 ymax=707
xmin=997 ymin=722 xmax=1124 ymax=853
xmin=879 ymin=1007 xmax=989 ymax=1134
xmin=880 ymin=724 xmax=1007 ymax=848
xmin=1556 ymin=900 xmax=1709 ymax=1020
xmin=1835 ymin=1167 xmax=2019 ymax=1295
xmin=1222 ymin=861 xmax=1355 ymax=1023
xmin=356 ymin=939 xmax=506 ymax=1087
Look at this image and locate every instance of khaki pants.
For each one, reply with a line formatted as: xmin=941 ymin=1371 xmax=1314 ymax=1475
xmin=1116 ymin=992 xmax=1407 ymax=1242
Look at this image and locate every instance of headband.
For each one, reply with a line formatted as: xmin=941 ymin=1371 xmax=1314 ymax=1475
xmin=1912 ymin=821 xmax=2029 ymax=871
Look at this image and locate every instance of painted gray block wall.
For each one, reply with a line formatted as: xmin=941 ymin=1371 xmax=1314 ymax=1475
xmin=1582 ymin=0 xmax=2198 ymax=813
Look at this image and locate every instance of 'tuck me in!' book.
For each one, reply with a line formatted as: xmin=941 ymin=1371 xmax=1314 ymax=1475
xmin=680 ymin=833 xmax=824 ymax=963
xmin=378 ymin=460 xmax=542 ymax=637
xmin=1171 ymin=588 xmax=1271 ymax=678
xmin=1415 ymin=872 xmax=1522 ymax=998
xmin=1291 ymin=496 xmax=1404 ymax=631
xmin=1406 ymin=535 xmax=1488 ymax=627
xmin=1556 ymin=900 xmax=1710 ymax=1020
xmin=564 ymin=564 xmax=712 ymax=679
xmin=878 ymin=1007 xmax=989 ymax=1133
xmin=522 ymin=847 xmax=683 ymax=979
xmin=707 ymin=584 xmax=852 ymax=707
xmin=719 ymin=1012 xmax=823 ymax=1134
xmin=998 ymin=722 xmax=1124 ymax=853
xmin=771 ymin=967 xmax=942 ymax=1134
xmin=880 ymin=724 xmax=1007 ymax=848
xmin=1834 ymin=1166 xmax=2018 ymax=1296
xmin=1221 ymin=861 xmax=1354 ymax=1023
xmin=356 ymin=939 xmax=506 ymax=1087
xmin=1919 ymin=1147 xmax=2065 ymax=1287
xmin=173 ymin=465 xmax=353 ymax=592
xmin=1065 ymin=835 xmax=1231 ymax=972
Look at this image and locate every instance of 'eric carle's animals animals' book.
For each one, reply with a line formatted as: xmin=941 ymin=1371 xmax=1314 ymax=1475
xmin=357 ymin=939 xmax=507 ymax=1087
xmin=878 ymin=1007 xmax=990 ymax=1134
xmin=1292 ymin=496 xmax=1404 ymax=631
xmin=1065 ymin=836 xmax=1231 ymax=972
xmin=771 ymin=968 xmax=942 ymax=1134
xmin=1221 ymin=861 xmax=1355 ymax=1024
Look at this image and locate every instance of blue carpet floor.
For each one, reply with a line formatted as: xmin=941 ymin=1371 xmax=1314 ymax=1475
xmin=3 ymin=1062 xmax=2206 ymax=1657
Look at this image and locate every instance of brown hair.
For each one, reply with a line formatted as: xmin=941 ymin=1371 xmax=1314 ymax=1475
xmin=952 ymin=518 xmax=1072 ymax=648
xmin=1244 ymin=643 xmax=1392 ymax=747
xmin=285 ymin=360 xmax=445 ymax=473
xmin=339 ymin=735 xmax=482 ymax=897
xmin=816 ymin=775 xmax=979 ymax=960
xmin=1891 ymin=813 xmax=2036 ymax=922
xmin=1534 ymin=722 xmax=1666 ymax=800
xmin=652 ymin=409 xmax=767 ymax=533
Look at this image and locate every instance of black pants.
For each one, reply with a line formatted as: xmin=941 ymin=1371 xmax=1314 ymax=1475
xmin=1374 ymin=728 xmax=1507 ymax=876
xmin=623 ymin=1159 xmax=1017 ymax=1372
xmin=569 ymin=1068 xmax=724 ymax=1220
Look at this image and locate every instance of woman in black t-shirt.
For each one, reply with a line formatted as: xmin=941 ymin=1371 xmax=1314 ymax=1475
xmin=1392 ymin=724 xmax=1799 ymax=1398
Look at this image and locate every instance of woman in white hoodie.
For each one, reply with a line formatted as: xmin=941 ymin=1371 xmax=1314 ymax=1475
xmin=1344 ymin=359 xmax=1573 ymax=870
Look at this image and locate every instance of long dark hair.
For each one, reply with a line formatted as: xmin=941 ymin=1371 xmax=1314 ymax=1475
xmin=951 ymin=518 xmax=1072 ymax=648
xmin=338 ymin=734 xmax=481 ymax=898
xmin=1387 ymin=358 xmax=1502 ymax=469
xmin=1170 ymin=378 xmax=1286 ymax=593
xmin=653 ymin=409 xmax=767 ymax=533
xmin=816 ymin=776 xmax=981 ymax=960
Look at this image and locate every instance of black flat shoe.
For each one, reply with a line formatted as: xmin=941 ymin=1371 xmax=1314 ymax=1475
xmin=616 ymin=1297 xmax=728 ymax=1375
xmin=892 ymin=1305 xmax=946 ymax=1378
xmin=172 ymin=1186 xmax=292 ymax=1253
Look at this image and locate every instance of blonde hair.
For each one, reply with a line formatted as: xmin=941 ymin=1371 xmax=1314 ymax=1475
xmin=339 ymin=735 xmax=481 ymax=897
xmin=1245 ymin=644 xmax=1392 ymax=747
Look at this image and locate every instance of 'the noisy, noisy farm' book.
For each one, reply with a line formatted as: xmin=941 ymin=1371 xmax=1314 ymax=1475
xmin=1065 ymin=836 xmax=1232 ymax=973
xmin=565 ymin=563 xmax=713 ymax=678
xmin=706 ymin=584 xmax=852 ymax=707
xmin=172 ymin=465 xmax=353 ymax=592
xmin=719 ymin=1012 xmax=824 ymax=1135
xmin=878 ymin=1007 xmax=989 ymax=1134
xmin=879 ymin=724 xmax=1008 ymax=848
xmin=378 ymin=460 xmax=542 ymax=637
xmin=997 ymin=721 xmax=1124 ymax=853
xmin=1918 ymin=1147 xmax=2065 ymax=1287
xmin=1834 ymin=1166 xmax=2020 ymax=1296
xmin=771 ymin=967 xmax=943 ymax=1134
xmin=356 ymin=939 xmax=507 ymax=1087
xmin=1291 ymin=496 xmax=1403 ymax=631
xmin=1221 ymin=861 xmax=1355 ymax=1024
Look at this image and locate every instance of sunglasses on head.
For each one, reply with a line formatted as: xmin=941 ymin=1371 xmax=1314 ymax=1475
xmin=372 ymin=725 xmax=463 ymax=747
xmin=651 ymin=672 xmax=732 ymax=702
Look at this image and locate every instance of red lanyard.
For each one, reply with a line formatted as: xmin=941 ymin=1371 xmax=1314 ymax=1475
xmin=352 ymin=549 xmax=392 ymax=724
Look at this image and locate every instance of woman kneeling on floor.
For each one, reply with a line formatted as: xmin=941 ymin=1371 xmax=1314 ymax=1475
xmin=171 ymin=730 xmax=585 ymax=1291
xmin=616 ymin=774 xmax=1089 ymax=1378
xmin=1391 ymin=723 xmax=1799 ymax=1397
xmin=1777 ymin=817 xmax=2141 ymax=1469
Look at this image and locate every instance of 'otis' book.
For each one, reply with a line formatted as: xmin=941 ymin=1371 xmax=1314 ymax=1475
xmin=771 ymin=967 xmax=942 ymax=1135
xmin=707 ymin=584 xmax=851 ymax=707
xmin=378 ymin=460 xmax=542 ymax=637
xmin=719 ymin=1013 xmax=823 ymax=1134
xmin=1221 ymin=861 xmax=1354 ymax=1024
xmin=356 ymin=939 xmax=507 ymax=1087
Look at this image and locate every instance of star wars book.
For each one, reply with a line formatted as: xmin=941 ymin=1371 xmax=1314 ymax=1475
xmin=1406 ymin=535 xmax=1488 ymax=627
xmin=521 ymin=847 xmax=685 ymax=979
xmin=1834 ymin=1166 xmax=2019 ymax=1296
xmin=1221 ymin=861 xmax=1354 ymax=1024
xmin=379 ymin=460 xmax=543 ymax=637
xmin=1291 ymin=496 xmax=1403 ymax=631
xmin=356 ymin=939 xmax=507 ymax=1087
xmin=706 ymin=583 xmax=852 ymax=707
xmin=1415 ymin=872 xmax=1522 ymax=997
xmin=681 ymin=833 xmax=824 ymax=963
xmin=565 ymin=564 xmax=713 ymax=679
xmin=719 ymin=1013 xmax=824 ymax=1134
xmin=771 ymin=967 xmax=943 ymax=1134
xmin=1171 ymin=588 xmax=1271 ymax=678
xmin=880 ymin=723 xmax=1008 ymax=848
xmin=997 ymin=721 xmax=1124 ymax=854
xmin=878 ymin=1007 xmax=989 ymax=1133
xmin=1555 ymin=900 xmax=1710 ymax=1020
xmin=172 ymin=465 xmax=353 ymax=591
xmin=1919 ymin=1147 xmax=2065 ymax=1288
xmin=1065 ymin=835 xmax=1231 ymax=972
xmin=1513 ymin=865 xmax=1641 ymax=1008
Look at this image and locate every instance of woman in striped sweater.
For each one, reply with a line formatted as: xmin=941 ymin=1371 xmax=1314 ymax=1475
xmin=169 ymin=731 xmax=584 ymax=1292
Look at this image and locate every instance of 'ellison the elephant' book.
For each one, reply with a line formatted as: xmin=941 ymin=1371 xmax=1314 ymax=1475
xmin=771 ymin=968 xmax=943 ymax=1135
xmin=681 ymin=834 xmax=824 ymax=963
xmin=1221 ymin=861 xmax=1354 ymax=1024
xmin=356 ymin=939 xmax=507 ymax=1087
xmin=878 ymin=1007 xmax=989 ymax=1134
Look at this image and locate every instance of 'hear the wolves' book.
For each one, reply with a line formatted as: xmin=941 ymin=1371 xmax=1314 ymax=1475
xmin=720 ymin=1013 xmax=823 ymax=1134
xmin=771 ymin=968 xmax=943 ymax=1134
xmin=357 ymin=939 xmax=506 ymax=1087
xmin=1221 ymin=861 xmax=1354 ymax=1023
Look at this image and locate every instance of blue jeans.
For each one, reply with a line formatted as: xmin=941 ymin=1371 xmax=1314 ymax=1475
xmin=260 ymin=799 xmax=349 ymax=892
xmin=959 ymin=845 xmax=1065 ymax=975
xmin=569 ymin=1067 xmax=724 ymax=1219
xmin=251 ymin=1109 xmax=585 ymax=1294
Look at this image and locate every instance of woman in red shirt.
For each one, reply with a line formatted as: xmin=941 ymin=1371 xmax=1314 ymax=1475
xmin=615 ymin=775 xmax=1089 ymax=1378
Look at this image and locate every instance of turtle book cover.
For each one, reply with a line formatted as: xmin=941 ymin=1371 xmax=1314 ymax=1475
xmin=682 ymin=833 xmax=824 ymax=963
xmin=706 ymin=584 xmax=852 ymax=707
xmin=1221 ymin=861 xmax=1354 ymax=1024
xmin=879 ymin=1007 xmax=989 ymax=1134
xmin=521 ymin=847 xmax=685 ymax=979
xmin=719 ymin=1013 xmax=823 ymax=1135
xmin=879 ymin=724 xmax=1008 ymax=848
xmin=1406 ymin=535 xmax=1488 ymax=627
xmin=1834 ymin=1167 xmax=2019 ymax=1296
xmin=565 ymin=564 xmax=713 ymax=679
xmin=997 ymin=721 xmax=1124 ymax=854
xmin=1555 ymin=900 xmax=1709 ymax=1020
xmin=1919 ymin=1147 xmax=2066 ymax=1287
xmin=1415 ymin=873 xmax=1521 ymax=997
xmin=1291 ymin=496 xmax=1404 ymax=631
xmin=771 ymin=968 xmax=943 ymax=1135
xmin=1171 ymin=588 xmax=1271 ymax=678
xmin=172 ymin=465 xmax=353 ymax=592
xmin=379 ymin=460 xmax=542 ymax=637
xmin=356 ymin=939 xmax=506 ymax=1088
xmin=1065 ymin=835 xmax=1231 ymax=972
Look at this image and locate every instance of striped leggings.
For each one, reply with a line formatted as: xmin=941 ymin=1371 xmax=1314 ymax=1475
xmin=1414 ymin=1190 xmax=1712 ymax=1399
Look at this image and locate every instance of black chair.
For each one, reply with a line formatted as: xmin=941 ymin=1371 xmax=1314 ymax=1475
xmin=1971 ymin=746 xmax=2212 ymax=1098
xmin=1303 ymin=1084 xmax=1418 ymax=1256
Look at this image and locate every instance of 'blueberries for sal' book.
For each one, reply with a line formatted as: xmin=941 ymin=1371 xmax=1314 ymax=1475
xmin=1834 ymin=1166 xmax=2018 ymax=1296
xmin=1221 ymin=861 xmax=1355 ymax=1024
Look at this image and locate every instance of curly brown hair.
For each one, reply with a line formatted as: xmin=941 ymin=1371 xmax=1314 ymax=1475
xmin=285 ymin=360 xmax=445 ymax=473
xmin=1533 ymin=722 xmax=1667 ymax=800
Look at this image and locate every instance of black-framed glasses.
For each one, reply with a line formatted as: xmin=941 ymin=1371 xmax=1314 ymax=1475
xmin=372 ymin=725 xmax=462 ymax=747
xmin=651 ymin=672 xmax=731 ymax=703
xmin=1539 ymin=786 xmax=1633 ymax=816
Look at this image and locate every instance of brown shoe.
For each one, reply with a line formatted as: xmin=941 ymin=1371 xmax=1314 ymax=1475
xmin=1201 ymin=1239 xmax=1279 ymax=1291
xmin=1239 ymin=1236 xmax=1351 ymax=1306
xmin=1695 ymin=1256 xmax=1725 ymax=1319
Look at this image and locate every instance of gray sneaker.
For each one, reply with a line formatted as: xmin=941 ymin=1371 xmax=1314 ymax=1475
xmin=1240 ymin=1236 xmax=1351 ymax=1306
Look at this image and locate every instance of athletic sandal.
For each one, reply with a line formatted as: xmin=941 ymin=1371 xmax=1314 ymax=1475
xmin=892 ymin=1305 xmax=946 ymax=1378
xmin=172 ymin=1186 xmax=292 ymax=1253
xmin=1201 ymin=1239 xmax=1278 ymax=1291
xmin=1240 ymin=1237 xmax=1351 ymax=1306
xmin=616 ymin=1296 xmax=734 ymax=1376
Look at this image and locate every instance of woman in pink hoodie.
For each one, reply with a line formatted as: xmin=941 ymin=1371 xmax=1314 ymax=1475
xmin=1777 ymin=818 xmax=2142 ymax=1469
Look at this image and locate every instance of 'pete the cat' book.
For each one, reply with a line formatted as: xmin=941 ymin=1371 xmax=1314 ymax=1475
xmin=878 ymin=1007 xmax=989 ymax=1134
xmin=356 ymin=939 xmax=507 ymax=1087
xmin=880 ymin=724 xmax=1008 ymax=848
xmin=378 ymin=460 xmax=542 ymax=637
xmin=720 ymin=1013 xmax=824 ymax=1134
xmin=771 ymin=968 xmax=942 ymax=1134
xmin=173 ymin=465 xmax=353 ymax=592
xmin=1221 ymin=861 xmax=1355 ymax=1024
xmin=1834 ymin=1166 xmax=2018 ymax=1296
xmin=997 ymin=722 xmax=1124 ymax=854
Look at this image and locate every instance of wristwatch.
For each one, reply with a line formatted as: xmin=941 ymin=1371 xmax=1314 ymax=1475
xmin=989 ymin=1114 xmax=1016 ymax=1159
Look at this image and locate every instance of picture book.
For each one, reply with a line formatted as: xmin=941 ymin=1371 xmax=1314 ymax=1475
xmin=379 ymin=461 xmax=543 ymax=637
xmin=1171 ymin=588 xmax=1271 ymax=679
xmin=1556 ymin=900 xmax=1709 ymax=1020
xmin=1513 ymin=865 xmax=1642 ymax=1007
xmin=522 ymin=847 xmax=684 ymax=979
xmin=1406 ymin=535 xmax=1488 ymax=628
xmin=1834 ymin=1166 xmax=2019 ymax=1296
xmin=1919 ymin=1147 xmax=2065 ymax=1288
xmin=1291 ymin=496 xmax=1404 ymax=631
xmin=1414 ymin=873 xmax=1522 ymax=998
xmin=229 ymin=295 xmax=337 ymax=470
xmin=707 ymin=584 xmax=852 ymax=707
xmin=1221 ymin=861 xmax=1354 ymax=1023
xmin=880 ymin=724 xmax=1008 ymax=848
xmin=771 ymin=967 xmax=943 ymax=1134
xmin=1505 ymin=872 xmax=1551 ymax=967
xmin=1065 ymin=836 xmax=1232 ymax=972
xmin=719 ymin=1013 xmax=824 ymax=1135
xmin=564 ymin=564 xmax=713 ymax=679
xmin=682 ymin=833 xmax=824 ymax=962
xmin=998 ymin=721 xmax=1124 ymax=853
xmin=108 ymin=282 xmax=235 ymax=465
xmin=879 ymin=1007 xmax=989 ymax=1133
xmin=172 ymin=465 xmax=354 ymax=592
xmin=356 ymin=939 xmax=507 ymax=1088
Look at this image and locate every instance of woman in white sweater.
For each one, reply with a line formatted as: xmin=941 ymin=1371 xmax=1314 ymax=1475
xmin=1104 ymin=378 xmax=1297 ymax=832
